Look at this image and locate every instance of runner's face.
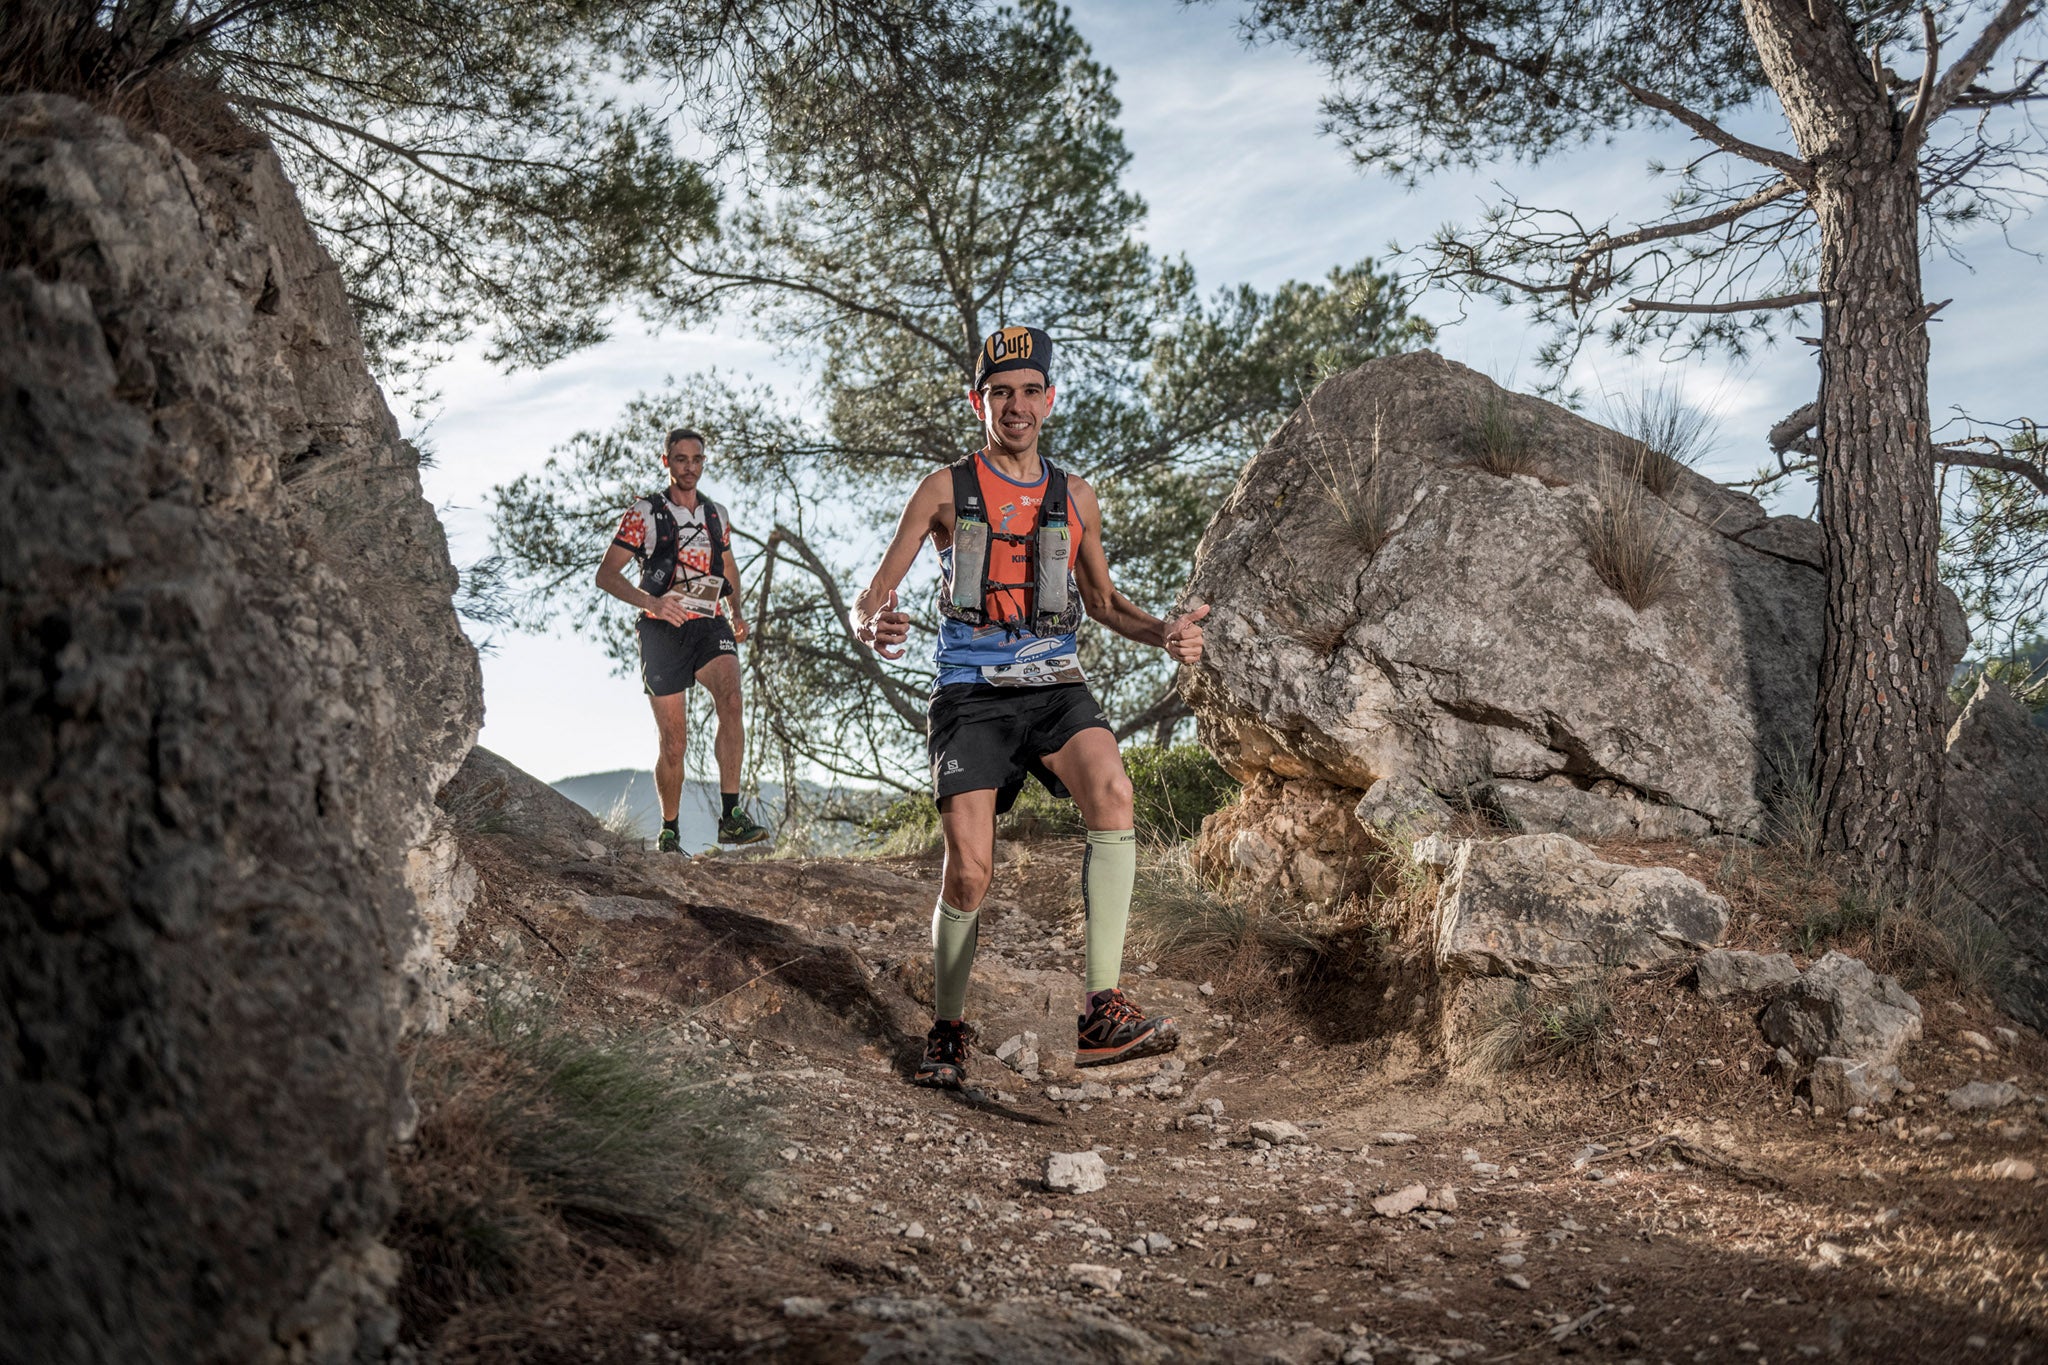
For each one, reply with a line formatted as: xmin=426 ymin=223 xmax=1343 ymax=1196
xmin=665 ymin=438 xmax=705 ymax=493
xmin=971 ymin=370 xmax=1053 ymax=456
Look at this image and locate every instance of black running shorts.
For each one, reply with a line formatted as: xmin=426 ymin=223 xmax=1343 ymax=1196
xmin=927 ymin=681 xmax=1112 ymax=814
xmin=638 ymin=616 xmax=737 ymax=697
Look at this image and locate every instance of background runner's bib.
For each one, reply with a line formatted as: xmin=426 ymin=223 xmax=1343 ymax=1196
xmin=933 ymin=454 xmax=1088 ymax=689
xmin=613 ymin=494 xmax=730 ymax=620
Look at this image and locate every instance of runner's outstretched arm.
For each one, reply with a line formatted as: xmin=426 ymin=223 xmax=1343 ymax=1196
xmin=1068 ymin=478 xmax=1207 ymax=663
xmin=850 ymin=469 xmax=950 ymax=659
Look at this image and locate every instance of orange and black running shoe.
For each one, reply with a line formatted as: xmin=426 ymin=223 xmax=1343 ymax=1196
xmin=913 ymin=1018 xmax=969 ymax=1089
xmin=1076 ymin=989 xmax=1179 ymax=1068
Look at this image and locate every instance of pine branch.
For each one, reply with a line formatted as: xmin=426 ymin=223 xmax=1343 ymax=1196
xmin=1619 ymin=290 xmax=1821 ymax=315
xmin=1623 ymin=84 xmax=1815 ymax=187
xmin=1924 ymin=0 xmax=2041 ymax=128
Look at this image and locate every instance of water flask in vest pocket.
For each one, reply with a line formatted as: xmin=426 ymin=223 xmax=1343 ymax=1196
xmin=1034 ymin=523 xmax=1071 ymax=616
xmin=951 ymin=517 xmax=990 ymax=612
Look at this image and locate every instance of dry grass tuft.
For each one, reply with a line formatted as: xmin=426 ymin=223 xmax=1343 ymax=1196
xmin=1462 ymin=387 xmax=1541 ymax=478
xmin=1605 ymin=384 xmax=1717 ymax=497
xmin=1304 ymin=398 xmax=1404 ymax=560
xmin=1584 ymin=452 xmax=1684 ymax=609
xmin=1457 ymin=975 xmax=1618 ymax=1077
xmin=391 ymin=994 xmax=768 ymax=1341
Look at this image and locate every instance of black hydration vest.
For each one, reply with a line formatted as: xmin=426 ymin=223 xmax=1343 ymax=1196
xmin=940 ymin=455 xmax=1083 ymax=636
xmin=636 ymin=491 xmax=730 ymax=600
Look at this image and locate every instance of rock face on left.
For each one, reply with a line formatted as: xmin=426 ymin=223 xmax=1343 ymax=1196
xmin=1 ymin=95 xmax=481 ymax=1363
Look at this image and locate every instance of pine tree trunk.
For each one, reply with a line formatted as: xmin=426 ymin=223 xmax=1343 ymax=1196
xmin=1744 ymin=0 xmax=1945 ymax=892
xmin=1809 ymin=161 xmax=1944 ymax=888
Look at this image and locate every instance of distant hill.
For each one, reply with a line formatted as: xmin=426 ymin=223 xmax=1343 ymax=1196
xmin=548 ymin=769 xmax=886 ymax=852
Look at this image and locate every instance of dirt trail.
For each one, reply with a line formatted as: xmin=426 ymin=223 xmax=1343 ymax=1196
xmin=432 ymin=816 xmax=2047 ymax=1365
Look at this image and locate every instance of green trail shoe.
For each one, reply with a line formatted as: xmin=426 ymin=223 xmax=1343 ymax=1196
xmin=913 ymin=1018 xmax=969 ymax=1089
xmin=1076 ymin=988 xmax=1179 ymax=1068
xmin=717 ymin=806 xmax=771 ymax=846
xmin=656 ymin=828 xmax=681 ymax=854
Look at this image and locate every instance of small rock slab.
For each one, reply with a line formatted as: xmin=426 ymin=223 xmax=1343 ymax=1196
xmin=1431 ymin=833 xmax=1730 ymax=979
xmin=1374 ymin=1131 xmax=1419 ymax=1146
xmin=1808 ymin=1056 xmax=1903 ymax=1110
xmin=1248 ymin=1119 xmax=1307 ymax=1145
xmin=1946 ymin=1080 xmax=2022 ymax=1112
xmin=1761 ymin=950 xmax=1923 ymax=1066
xmin=1988 ymin=1158 xmax=2037 ymax=1181
xmin=1355 ymin=774 xmax=1453 ymax=836
xmin=1044 ymin=1151 xmax=1108 ymax=1194
xmin=1067 ymin=1264 xmax=1123 ymax=1293
xmin=1371 ymin=1184 xmax=1430 ymax=1218
xmin=1695 ymin=948 xmax=1801 ymax=1001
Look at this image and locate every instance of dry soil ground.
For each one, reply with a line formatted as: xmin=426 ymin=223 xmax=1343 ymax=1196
xmin=412 ymin=791 xmax=2047 ymax=1365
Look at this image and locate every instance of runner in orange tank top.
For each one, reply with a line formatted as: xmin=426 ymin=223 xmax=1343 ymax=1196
xmin=848 ymin=325 xmax=1211 ymax=1089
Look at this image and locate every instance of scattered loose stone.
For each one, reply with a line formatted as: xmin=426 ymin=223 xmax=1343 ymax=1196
xmin=1425 ymin=1187 xmax=1459 ymax=1213
xmin=1219 ymin=1216 xmax=1258 ymax=1232
xmin=1249 ymin=1119 xmax=1307 ymax=1145
xmin=1372 ymin=1184 xmax=1430 ymax=1218
xmin=903 ymin=1221 xmax=925 ymax=1241
xmin=1375 ymin=1131 xmax=1418 ymax=1146
xmin=1067 ymin=1264 xmax=1122 ymax=1293
xmin=1809 ymin=1056 xmax=1903 ymax=1110
xmin=1960 ymin=1030 xmax=1997 ymax=1054
xmin=1947 ymin=1080 xmax=2022 ymax=1112
xmin=1994 ymin=1026 xmax=2020 ymax=1047
xmin=781 ymin=1297 xmax=829 ymax=1319
xmin=1761 ymin=950 xmax=1923 ymax=1066
xmin=995 ymin=1032 xmax=1041 ymax=1077
xmin=1144 ymin=1231 xmax=1174 ymax=1254
xmin=1495 ymin=1253 xmax=1526 ymax=1270
xmin=1500 ymin=1273 xmax=1531 ymax=1291
xmin=1988 ymin=1157 xmax=2037 ymax=1181
xmin=1044 ymin=1151 xmax=1108 ymax=1194
xmin=1695 ymin=948 xmax=1801 ymax=1000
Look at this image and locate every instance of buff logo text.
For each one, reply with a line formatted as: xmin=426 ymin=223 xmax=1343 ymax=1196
xmin=986 ymin=327 xmax=1034 ymax=364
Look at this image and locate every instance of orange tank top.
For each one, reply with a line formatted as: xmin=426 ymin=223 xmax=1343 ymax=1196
xmin=963 ymin=451 xmax=1084 ymax=625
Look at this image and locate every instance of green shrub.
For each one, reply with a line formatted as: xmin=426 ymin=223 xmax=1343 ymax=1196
xmin=1125 ymin=743 xmax=1239 ymax=840
xmin=861 ymin=742 xmax=1237 ymax=849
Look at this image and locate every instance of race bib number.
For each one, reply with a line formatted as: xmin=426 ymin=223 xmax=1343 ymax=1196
xmin=664 ymin=574 xmax=723 ymax=618
xmin=980 ymin=652 xmax=1086 ymax=687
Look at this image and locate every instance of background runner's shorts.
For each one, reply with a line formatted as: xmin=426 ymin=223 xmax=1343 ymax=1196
xmin=927 ymin=682 xmax=1112 ymax=814
xmin=638 ymin=616 xmax=736 ymax=697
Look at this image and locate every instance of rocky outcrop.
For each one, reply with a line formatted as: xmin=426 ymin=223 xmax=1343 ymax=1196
xmin=1190 ymin=772 xmax=1383 ymax=906
xmin=1181 ymin=352 xmax=1967 ymax=849
xmin=1416 ymin=833 xmax=1729 ymax=979
xmin=1943 ymin=677 xmax=2048 ymax=1030
xmin=2 ymin=94 xmax=478 ymax=1364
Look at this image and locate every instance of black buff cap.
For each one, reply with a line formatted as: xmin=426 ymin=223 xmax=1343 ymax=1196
xmin=973 ymin=325 xmax=1053 ymax=389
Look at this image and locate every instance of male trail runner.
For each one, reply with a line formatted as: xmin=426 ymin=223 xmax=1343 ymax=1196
xmin=849 ymin=326 xmax=1208 ymax=1088
xmin=597 ymin=427 xmax=770 ymax=850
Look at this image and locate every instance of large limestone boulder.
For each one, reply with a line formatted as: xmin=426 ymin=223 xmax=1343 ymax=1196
xmin=1181 ymin=352 xmax=1966 ymax=844
xmin=1417 ymin=833 xmax=1729 ymax=979
xmin=2 ymin=96 xmax=478 ymax=1362
xmin=1942 ymin=678 xmax=2048 ymax=1029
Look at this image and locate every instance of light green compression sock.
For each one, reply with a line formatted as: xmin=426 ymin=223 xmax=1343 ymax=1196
xmin=1082 ymin=829 xmax=1138 ymax=993
xmin=930 ymin=897 xmax=980 ymax=1021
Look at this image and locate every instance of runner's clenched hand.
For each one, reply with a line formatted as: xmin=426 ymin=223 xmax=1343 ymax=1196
xmin=730 ymin=610 xmax=750 ymax=644
xmin=1163 ymin=603 xmax=1209 ymax=665
xmin=858 ymin=589 xmax=912 ymax=660
xmin=649 ymin=594 xmax=693 ymax=626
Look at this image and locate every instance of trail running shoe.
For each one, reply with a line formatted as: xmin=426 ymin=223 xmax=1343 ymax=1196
xmin=1076 ymin=989 xmax=1180 ymax=1068
xmin=656 ymin=827 xmax=681 ymax=854
xmin=717 ymin=806 xmax=771 ymax=845
xmin=913 ymin=1019 xmax=969 ymax=1089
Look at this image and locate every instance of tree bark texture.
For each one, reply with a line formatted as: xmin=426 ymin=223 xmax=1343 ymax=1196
xmin=1743 ymin=0 xmax=1945 ymax=890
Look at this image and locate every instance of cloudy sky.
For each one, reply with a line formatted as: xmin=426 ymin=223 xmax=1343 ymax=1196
xmin=416 ymin=0 xmax=2047 ymax=785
